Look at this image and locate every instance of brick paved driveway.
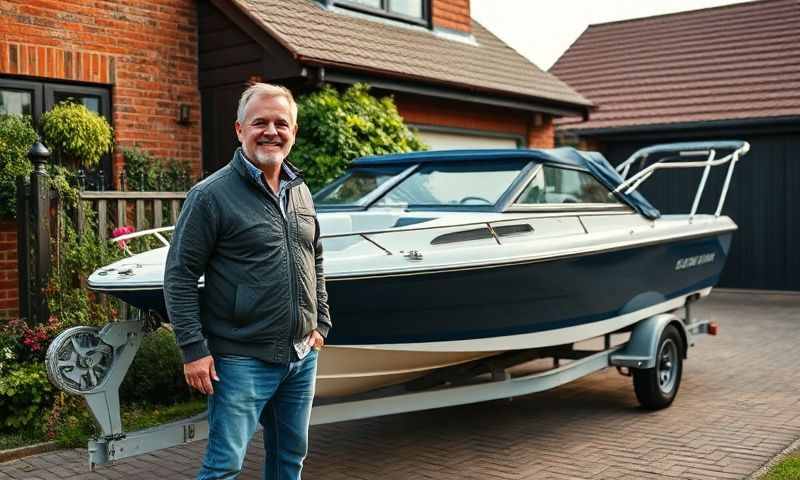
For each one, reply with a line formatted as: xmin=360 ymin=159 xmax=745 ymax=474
xmin=2 ymin=291 xmax=799 ymax=480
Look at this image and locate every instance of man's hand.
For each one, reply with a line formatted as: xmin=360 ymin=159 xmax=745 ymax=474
xmin=184 ymin=355 xmax=219 ymax=395
xmin=308 ymin=329 xmax=325 ymax=351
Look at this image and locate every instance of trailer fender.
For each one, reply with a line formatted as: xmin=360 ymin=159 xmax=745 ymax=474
xmin=610 ymin=314 xmax=688 ymax=370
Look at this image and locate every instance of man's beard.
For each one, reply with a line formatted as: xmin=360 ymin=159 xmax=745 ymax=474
xmin=244 ymin=146 xmax=284 ymax=169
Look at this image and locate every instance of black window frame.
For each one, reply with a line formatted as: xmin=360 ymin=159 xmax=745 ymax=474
xmin=330 ymin=0 xmax=431 ymax=27
xmin=45 ymin=83 xmax=111 ymax=120
xmin=0 ymin=76 xmax=113 ymax=187
xmin=0 ymin=78 xmax=44 ymax=125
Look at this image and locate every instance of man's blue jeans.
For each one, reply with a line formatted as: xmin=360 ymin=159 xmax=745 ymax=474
xmin=197 ymin=350 xmax=318 ymax=480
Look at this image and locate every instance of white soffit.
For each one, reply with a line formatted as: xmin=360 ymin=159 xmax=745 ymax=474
xmin=417 ymin=130 xmax=519 ymax=150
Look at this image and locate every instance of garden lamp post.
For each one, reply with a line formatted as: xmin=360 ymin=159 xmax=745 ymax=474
xmin=29 ymin=139 xmax=51 ymax=325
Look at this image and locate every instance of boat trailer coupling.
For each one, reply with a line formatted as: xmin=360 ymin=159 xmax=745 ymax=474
xmin=44 ymin=312 xmax=717 ymax=469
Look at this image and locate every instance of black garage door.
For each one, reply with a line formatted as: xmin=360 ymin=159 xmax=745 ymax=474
xmin=601 ymin=131 xmax=799 ymax=291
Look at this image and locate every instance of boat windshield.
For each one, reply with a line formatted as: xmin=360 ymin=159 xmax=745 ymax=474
xmin=315 ymin=166 xmax=407 ymax=206
xmin=375 ymin=160 xmax=527 ymax=208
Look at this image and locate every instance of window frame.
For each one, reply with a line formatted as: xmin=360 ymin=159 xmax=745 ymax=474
xmin=508 ymin=164 xmax=633 ymax=213
xmin=0 ymin=76 xmax=113 ymax=186
xmin=372 ymin=159 xmax=530 ymax=210
xmin=314 ymin=164 xmax=414 ymax=208
xmin=0 ymin=78 xmax=44 ymax=125
xmin=332 ymin=0 xmax=431 ymax=27
xmin=45 ymin=83 xmax=111 ymax=121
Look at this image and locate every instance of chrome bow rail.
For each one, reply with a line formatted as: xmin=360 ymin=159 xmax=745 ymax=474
xmin=614 ymin=140 xmax=750 ymax=220
xmin=108 ymin=214 xmax=597 ymax=257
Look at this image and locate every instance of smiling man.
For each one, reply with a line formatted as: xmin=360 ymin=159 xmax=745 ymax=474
xmin=164 ymin=83 xmax=331 ymax=479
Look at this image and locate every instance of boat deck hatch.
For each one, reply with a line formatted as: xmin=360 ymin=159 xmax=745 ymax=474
xmin=431 ymin=224 xmax=533 ymax=245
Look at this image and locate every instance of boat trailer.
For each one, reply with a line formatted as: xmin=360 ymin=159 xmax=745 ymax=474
xmin=45 ymin=298 xmax=716 ymax=469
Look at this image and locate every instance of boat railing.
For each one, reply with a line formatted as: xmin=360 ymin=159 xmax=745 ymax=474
xmin=108 ymin=214 xmax=586 ymax=257
xmin=318 ymin=214 xmax=594 ymax=256
xmin=613 ymin=140 xmax=750 ymax=219
xmin=110 ymin=226 xmax=174 ymax=246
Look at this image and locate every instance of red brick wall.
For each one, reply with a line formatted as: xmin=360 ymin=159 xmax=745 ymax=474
xmin=432 ymin=0 xmax=471 ymax=33
xmin=395 ymin=93 xmax=555 ymax=148
xmin=0 ymin=0 xmax=202 ymax=179
xmin=528 ymin=115 xmax=555 ymax=149
xmin=0 ymin=222 xmax=18 ymax=320
xmin=396 ymin=94 xmax=526 ymax=137
xmin=0 ymin=0 xmax=202 ymax=315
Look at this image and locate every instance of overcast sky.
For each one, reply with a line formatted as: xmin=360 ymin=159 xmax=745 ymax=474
xmin=471 ymin=0 xmax=754 ymax=71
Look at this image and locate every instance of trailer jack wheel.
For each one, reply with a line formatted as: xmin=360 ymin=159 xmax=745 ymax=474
xmin=46 ymin=326 xmax=114 ymax=394
xmin=45 ymin=320 xmax=144 ymax=455
xmin=632 ymin=325 xmax=683 ymax=410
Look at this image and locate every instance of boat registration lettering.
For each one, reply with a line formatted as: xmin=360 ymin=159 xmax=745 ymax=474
xmin=675 ymin=253 xmax=715 ymax=271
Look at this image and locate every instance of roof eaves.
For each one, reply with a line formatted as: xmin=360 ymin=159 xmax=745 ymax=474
xmin=305 ymin=58 xmax=594 ymax=117
xmin=225 ymin=0 xmax=301 ymax=60
xmin=557 ymin=114 xmax=800 ymax=136
xmin=307 ymin=55 xmax=593 ymax=104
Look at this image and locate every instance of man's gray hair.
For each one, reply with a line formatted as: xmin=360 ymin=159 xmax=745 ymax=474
xmin=236 ymin=83 xmax=298 ymax=125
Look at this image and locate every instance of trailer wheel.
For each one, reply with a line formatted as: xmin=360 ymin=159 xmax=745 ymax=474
xmin=633 ymin=324 xmax=683 ymax=410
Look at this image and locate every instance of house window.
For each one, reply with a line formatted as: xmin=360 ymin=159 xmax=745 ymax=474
xmin=0 ymin=90 xmax=33 ymax=117
xmin=334 ymin=0 xmax=429 ymax=26
xmin=0 ymin=77 xmax=112 ymax=187
xmin=0 ymin=78 xmax=43 ymax=125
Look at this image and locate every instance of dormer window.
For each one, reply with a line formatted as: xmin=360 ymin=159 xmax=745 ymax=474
xmin=333 ymin=0 xmax=430 ymax=26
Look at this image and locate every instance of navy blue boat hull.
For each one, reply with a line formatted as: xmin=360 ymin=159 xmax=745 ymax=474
xmin=324 ymin=232 xmax=733 ymax=346
xmin=102 ymin=231 xmax=732 ymax=348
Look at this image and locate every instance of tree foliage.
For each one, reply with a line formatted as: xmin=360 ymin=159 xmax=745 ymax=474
xmin=41 ymin=102 xmax=113 ymax=167
xmin=121 ymin=146 xmax=194 ymax=192
xmin=289 ymin=83 xmax=426 ymax=191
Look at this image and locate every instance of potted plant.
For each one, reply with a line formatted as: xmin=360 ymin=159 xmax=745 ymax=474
xmin=40 ymin=102 xmax=113 ymax=169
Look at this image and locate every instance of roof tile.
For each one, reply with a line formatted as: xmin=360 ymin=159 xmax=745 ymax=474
xmin=230 ymin=0 xmax=590 ymax=108
xmin=550 ymin=0 xmax=800 ymax=130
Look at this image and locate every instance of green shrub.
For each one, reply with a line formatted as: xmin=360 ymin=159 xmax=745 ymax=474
xmin=120 ymin=327 xmax=193 ymax=405
xmin=48 ymin=211 xmax=123 ymax=328
xmin=0 ymin=428 xmax=43 ymax=450
xmin=289 ymin=83 xmax=426 ymax=191
xmin=121 ymin=146 xmax=193 ymax=191
xmin=41 ymin=102 xmax=113 ymax=167
xmin=0 ymin=114 xmax=37 ymax=218
xmin=46 ymin=393 xmax=96 ymax=446
xmin=0 ymin=362 xmax=55 ymax=430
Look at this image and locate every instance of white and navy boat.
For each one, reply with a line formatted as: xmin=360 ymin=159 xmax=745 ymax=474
xmin=85 ymin=141 xmax=749 ymax=398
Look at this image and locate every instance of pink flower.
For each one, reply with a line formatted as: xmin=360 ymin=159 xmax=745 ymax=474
xmin=111 ymin=225 xmax=136 ymax=249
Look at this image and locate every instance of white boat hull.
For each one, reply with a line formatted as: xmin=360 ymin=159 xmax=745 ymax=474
xmin=315 ymin=347 xmax=498 ymax=398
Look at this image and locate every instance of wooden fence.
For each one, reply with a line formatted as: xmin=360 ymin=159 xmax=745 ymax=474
xmin=77 ymin=191 xmax=187 ymax=240
xmin=16 ymin=141 xmax=188 ymax=324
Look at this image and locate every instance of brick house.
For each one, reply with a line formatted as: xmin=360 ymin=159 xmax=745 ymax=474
xmin=550 ymin=0 xmax=800 ymax=291
xmin=198 ymin=0 xmax=591 ymax=170
xmin=0 ymin=0 xmax=590 ymax=318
